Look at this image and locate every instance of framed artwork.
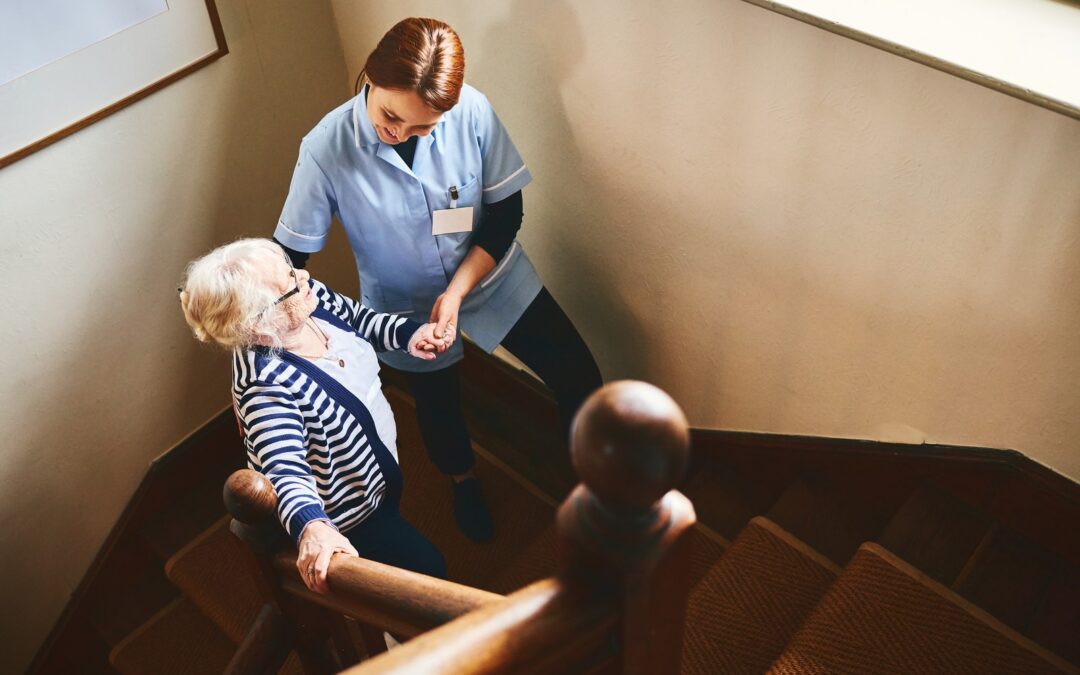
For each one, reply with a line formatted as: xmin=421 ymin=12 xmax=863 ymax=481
xmin=0 ymin=0 xmax=227 ymax=168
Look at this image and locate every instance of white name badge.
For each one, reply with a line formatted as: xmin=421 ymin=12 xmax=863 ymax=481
xmin=432 ymin=206 xmax=474 ymax=235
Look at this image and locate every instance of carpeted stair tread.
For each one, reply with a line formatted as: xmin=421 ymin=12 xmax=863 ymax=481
xmin=109 ymin=597 xmax=235 ymax=675
xmin=388 ymin=389 xmax=560 ymax=592
xmin=878 ymin=483 xmax=991 ymax=586
xmin=681 ymin=516 xmax=839 ymax=675
xmin=165 ymin=515 xmax=263 ymax=643
xmin=766 ymin=542 xmax=1077 ymax=674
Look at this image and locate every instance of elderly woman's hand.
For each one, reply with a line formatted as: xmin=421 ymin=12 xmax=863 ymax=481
xmin=408 ymin=323 xmax=452 ymax=360
xmin=297 ymin=521 xmax=358 ymax=594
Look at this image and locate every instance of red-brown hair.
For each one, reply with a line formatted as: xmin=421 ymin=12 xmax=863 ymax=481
xmin=361 ymin=18 xmax=465 ymax=113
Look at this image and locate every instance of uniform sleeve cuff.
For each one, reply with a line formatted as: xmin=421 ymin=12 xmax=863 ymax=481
xmin=273 ymin=222 xmax=328 ymax=254
xmin=482 ymin=167 xmax=532 ymax=204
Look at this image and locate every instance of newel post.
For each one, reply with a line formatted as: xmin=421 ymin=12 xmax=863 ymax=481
xmin=557 ymin=381 xmax=696 ymax=675
xmin=223 ymin=470 xmax=360 ymax=674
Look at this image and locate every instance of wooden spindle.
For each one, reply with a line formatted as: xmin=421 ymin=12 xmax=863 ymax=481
xmin=557 ymin=380 xmax=696 ymax=675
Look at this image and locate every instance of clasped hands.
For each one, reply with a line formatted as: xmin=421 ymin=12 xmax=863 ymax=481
xmin=407 ymin=291 xmax=461 ymax=360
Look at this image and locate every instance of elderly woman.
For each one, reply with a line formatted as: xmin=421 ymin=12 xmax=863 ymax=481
xmin=180 ymin=238 xmax=450 ymax=592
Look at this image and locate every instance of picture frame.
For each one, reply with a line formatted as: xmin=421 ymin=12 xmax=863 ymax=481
xmin=0 ymin=0 xmax=227 ymax=169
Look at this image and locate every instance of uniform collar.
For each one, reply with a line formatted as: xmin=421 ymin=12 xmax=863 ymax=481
xmin=351 ymin=84 xmax=446 ymax=151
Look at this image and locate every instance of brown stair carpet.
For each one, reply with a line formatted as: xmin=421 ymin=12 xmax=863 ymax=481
xmin=767 ymin=543 xmax=1077 ymax=675
xmin=164 ymin=514 xmax=262 ymax=643
xmin=110 ymin=597 xmax=235 ymax=675
xmin=681 ymin=516 xmax=840 ymax=675
xmin=387 ymin=388 xmax=560 ymax=592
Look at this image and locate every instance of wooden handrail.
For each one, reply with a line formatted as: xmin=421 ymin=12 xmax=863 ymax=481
xmin=340 ymin=578 xmax=619 ymax=674
xmin=271 ymin=550 xmax=502 ymax=638
xmin=224 ymin=380 xmax=696 ymax=674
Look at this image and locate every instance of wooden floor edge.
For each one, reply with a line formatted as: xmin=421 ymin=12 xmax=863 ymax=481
xmin=858 ymin=542 xmax=1079 ymax=674
xmin=748 ymin=516 xmax=844 ymax=576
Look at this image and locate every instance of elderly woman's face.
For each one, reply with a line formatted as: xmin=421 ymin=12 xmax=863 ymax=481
xmin=257 ymin=252 xmax=316 ymax=330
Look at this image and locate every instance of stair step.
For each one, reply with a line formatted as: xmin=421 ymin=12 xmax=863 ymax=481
xmin=681 ymin=516 xmax=840 ymax=675
xmin=140 ymin=475 xmax=229 ymax=561
xmin=109 ymin=597 xmax=235 ymax=675
xmin=767 ymin=474 xmax=889 ymax=566
xmin=1027 ymin=566 xmax=1080 ymax=667
xmin=681 ymin=460 xmax=780 ymax=540
xmin=878 ymin=482 xmax=992 ymax=586
xmin=84 ymin=555 xmax=180 ymax=647
xmin=767 ymin=543 xmax=1075 ymax=674
xmin=388 ymin=389 xmax=561 ymax=592
xmin=165 ymin=515 xmax=263 ymax=643
xmin=954 ymin=526 xmax=1059 ymax=635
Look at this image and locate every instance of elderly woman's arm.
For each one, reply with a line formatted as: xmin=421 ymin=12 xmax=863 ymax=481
xmin=311 ymin=280 xmax=455 ymax=353
xmin=236 ymin=379 xmax=356 ymax=592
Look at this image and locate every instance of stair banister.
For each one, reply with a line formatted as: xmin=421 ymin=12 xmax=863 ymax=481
xmin=344 ymin=380 xmax=697 ymax=674
xmin=224 ymin=470 xmax=502 ymax=673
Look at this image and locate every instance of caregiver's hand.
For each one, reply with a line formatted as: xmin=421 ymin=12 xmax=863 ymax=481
xmin=429 ymin=292 xmax=461 ymax=345
xmin=297 ymin=520 xmax=358 ymax=594
xmin=409 ymin=323 xmax=449 ymax=360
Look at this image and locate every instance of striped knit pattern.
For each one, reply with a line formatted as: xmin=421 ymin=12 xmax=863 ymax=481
xmin=767 ymin=543 xmax=1075 ymax=675
xmin=232 ymin=279 xmax=420 ymax=543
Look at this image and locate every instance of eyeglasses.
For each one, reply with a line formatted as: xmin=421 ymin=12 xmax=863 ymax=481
xmin=274 ymin=255 xmax=301 ymax=305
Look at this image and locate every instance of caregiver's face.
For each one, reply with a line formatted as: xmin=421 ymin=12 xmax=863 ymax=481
xmin=367 ymin=85 xmax=443 ymax=145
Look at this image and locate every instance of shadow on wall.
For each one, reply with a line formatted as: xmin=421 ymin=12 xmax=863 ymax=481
xmin=474 ymin=0 xmax=654 ymax=380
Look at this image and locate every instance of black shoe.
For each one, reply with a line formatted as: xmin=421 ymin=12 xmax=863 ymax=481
xmin=452 ymin=478 xmax=494 ymax=542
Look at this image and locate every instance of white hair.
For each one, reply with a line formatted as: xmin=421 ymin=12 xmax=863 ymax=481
xmin=179 ymin=238 xmax=292 ymax=351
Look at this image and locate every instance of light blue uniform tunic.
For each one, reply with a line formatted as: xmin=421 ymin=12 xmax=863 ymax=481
xmin=273 ymin=84 xmax=542 ymax=372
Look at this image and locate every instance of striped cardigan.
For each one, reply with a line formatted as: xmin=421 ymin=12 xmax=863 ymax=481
xmin=232 ymin=279 xmax=422 ymax=544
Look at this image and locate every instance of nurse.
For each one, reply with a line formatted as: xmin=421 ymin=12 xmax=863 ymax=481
xmin=273 ymin=17 xmax=601 ymax=542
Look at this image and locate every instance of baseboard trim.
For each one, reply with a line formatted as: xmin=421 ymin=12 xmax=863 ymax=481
xmin=450 ymin=339 xmax=1079 ymax=567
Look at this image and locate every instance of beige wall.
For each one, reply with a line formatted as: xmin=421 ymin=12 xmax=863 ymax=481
xmin=332 ymin=1 xmax=1080 ymax=479
xmin=0 ymin=1 xmax=354 ymax=671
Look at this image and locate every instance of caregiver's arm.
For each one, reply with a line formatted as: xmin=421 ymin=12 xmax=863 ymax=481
xmin=429 ymin=190 xmax=523 ymax=339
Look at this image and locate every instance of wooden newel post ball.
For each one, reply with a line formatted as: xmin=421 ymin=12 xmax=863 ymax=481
xmin=223 ymin=469 xmax=278 ymax=524
xmin=570 ymin=381 xmax=690 ymax=512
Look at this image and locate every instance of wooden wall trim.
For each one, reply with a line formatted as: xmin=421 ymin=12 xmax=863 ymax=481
xmin=451 ymin=340 xmax=1079 ymax=566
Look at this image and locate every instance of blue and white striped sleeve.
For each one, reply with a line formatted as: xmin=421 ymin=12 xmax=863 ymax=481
xmin=313 ymin=281 xmax=422 ymax=352
xmin=237 ymin=380 xmax=327 ymax=545
xmin=473 ymin=92 xmax=533 ymax=204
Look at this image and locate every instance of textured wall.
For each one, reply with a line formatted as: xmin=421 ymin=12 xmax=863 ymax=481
xmin=0 ymin=1 xmax=353 ymax=670
xmin=331 ymin=1 xmax=1080 ymax=478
